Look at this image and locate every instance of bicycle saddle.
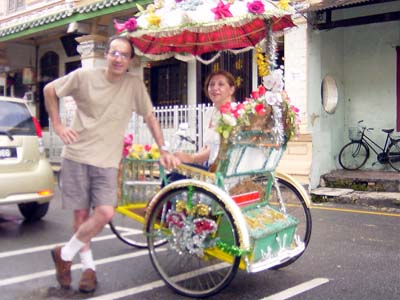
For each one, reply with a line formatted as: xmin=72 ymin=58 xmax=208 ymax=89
xmin=382 ymin=129 xmax=394 ymax=134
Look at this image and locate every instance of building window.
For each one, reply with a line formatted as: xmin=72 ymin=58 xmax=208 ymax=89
xmin=8 ymin=0 xmax=25 ymax=13
xmin=144 ymin=58 xmax=187 ymax=107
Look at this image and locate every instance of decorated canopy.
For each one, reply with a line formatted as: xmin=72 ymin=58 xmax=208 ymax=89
xmin=114 ymin=0 xmax=296 ymax=61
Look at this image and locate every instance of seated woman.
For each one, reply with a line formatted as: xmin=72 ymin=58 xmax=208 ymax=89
xmin=174 ymin=70 xmax=237 ymax=169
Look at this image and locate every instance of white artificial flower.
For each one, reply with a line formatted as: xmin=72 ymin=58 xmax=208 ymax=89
xmin=265 ymin=91 xmax=281 ymax=106
xmin=136 ymin=15 xmax=149 ymax=29
xmin=271 ymin=80 xmax=284 ymax=92
xmin=262 ymin=74 xmax=275 ymax=90
xmin=222 ymin=114 xmax=238 ymax=127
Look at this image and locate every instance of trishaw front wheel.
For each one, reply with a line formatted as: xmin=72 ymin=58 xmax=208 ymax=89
xmin=146 ymin=185 xmax=241 ymax=298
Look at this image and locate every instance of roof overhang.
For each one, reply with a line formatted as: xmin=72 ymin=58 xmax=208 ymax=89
xmin=302 ymin=0 xmax=373 ymax=12
xmin=0 ymin=0 xmax=149 ymax=43
xmin=303 ymin=0 xmax=400 ymax=30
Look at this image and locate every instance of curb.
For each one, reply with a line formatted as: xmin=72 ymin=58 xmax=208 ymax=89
xmin=311 ymin=187 xmax=400 ymax=212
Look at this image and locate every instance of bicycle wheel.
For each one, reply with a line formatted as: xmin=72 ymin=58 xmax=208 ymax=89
xmin=338 ymin=141 xmax=369 ymax=170
xmin=253 ymin=175 xmax=312 ymax=269
xmin=109 ymin=206 xmax=166 ymax=248
xmin=387 ymin=139 xmax=400 ymax=172
xmin=146 ymin=185 xmax=241 ymax=298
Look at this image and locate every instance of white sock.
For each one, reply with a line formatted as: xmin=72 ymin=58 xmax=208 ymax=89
xmin=61 ymin=234 xmax=85 ymax=261
xmin=79 ymin=249 xmax=96 ymax=271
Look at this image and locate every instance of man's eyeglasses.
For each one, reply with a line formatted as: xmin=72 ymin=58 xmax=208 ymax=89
xmin=108 ymin=50 xmax=131 ymax=61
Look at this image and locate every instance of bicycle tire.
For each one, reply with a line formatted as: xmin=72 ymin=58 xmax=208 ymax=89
xmin=109 ymin=210 xmax=166 ymax=248
xmin=253 ymin=176 xmax=312 ymax=269
xmin=146 ymin=185 xmax=240 ymax=298
xmin=338 ymin=141 xmax=369 ymax=170
xmin=387 ymin=139 xmax=400 ymax=172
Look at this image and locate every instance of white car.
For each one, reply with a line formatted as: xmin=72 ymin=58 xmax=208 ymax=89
xmin=0 ymin=96 xmax=55 ymax=221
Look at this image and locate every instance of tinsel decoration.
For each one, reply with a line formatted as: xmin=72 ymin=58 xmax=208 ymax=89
xmin=265 ymin=20 xmax=278 ymax=71
xmin=216 ymin=240 xmax=249 ymax=257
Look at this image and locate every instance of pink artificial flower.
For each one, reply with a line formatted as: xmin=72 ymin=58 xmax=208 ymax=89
xmin=122 ymin=146 xmax=130 ymax=158
xmin=144 ymin=144 xmax=152 ymax=152
xmin=290 ymin=105 xmax=300 ymax=114
xmin=124 ymin=18 xmax=137 ymax=32
xmin=113 ymin=19 xmax=126 ymax=33
xmin=211 ymin=0 xmax=233 ymax=20
xmin=247 ymin=0 xmax=265 ymax=15
xmin=124 ymin=134 xmax=133 ymax=146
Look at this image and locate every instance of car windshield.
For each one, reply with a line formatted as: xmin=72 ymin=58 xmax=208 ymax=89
xmin=0 ymin=101 xmax=36 ymax=136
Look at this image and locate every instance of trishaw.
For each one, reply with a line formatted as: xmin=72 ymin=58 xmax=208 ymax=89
xmin=109 ymin=0 xmax=312 ymax=297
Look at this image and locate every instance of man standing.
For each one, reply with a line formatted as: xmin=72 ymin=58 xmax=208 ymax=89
xmin=44 ymin=35 xmax=179 ymax=293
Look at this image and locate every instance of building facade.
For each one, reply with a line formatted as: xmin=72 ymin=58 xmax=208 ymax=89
xmin=0 ymin=0 xmax=312 ymax=184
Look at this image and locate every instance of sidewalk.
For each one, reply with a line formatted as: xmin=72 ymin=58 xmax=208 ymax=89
xmin=311 ymin=169 xmax=400 ymax=212
xmin=51 ymin=162 xmax=400 ymax=212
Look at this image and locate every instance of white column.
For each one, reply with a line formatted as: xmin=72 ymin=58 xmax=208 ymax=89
xmin=76 ymin=34 xmax=108 ymax=68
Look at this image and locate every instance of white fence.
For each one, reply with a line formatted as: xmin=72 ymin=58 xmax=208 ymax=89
xmin=48 ymin=102 xmax=213 ymax=163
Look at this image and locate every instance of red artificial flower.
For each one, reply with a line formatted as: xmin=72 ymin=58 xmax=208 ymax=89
xmin=258 ymin=85 xmax=266 ymax=96
xmin=220 ymin=102 xmax=233 ymax=114
xmin=144 ymin=144 xmax=152 ymax=152
xmin=231 ymin=103 xmax=244 ymax=118
xmin=113 ymin=19 xmax=126 ymax=33
xmin=211 ymin=0 xmax=233 ymax=20
xmin=251 ymin=90 xmax=259 ymax=99
xmin=255 ymin=103 xmax=267 ymax=116
xmin=247 ymin=0 xmax=265 ymax=15
xmin=124 ymin=18 xmax=137 ymax=32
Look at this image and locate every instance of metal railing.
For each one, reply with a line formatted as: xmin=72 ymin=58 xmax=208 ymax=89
xmin=48 ymin=100 xmax=212 ymax=163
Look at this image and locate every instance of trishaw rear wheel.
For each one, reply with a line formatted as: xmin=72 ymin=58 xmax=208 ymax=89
xmin=109 ymin=206 xmax=166 ymax=248
xmin=146 ymin=185 xmax=240 ymax=298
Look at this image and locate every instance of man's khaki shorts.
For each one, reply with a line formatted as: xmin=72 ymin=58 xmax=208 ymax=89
xmin=60 ymin=158 xmax=118 ymax=210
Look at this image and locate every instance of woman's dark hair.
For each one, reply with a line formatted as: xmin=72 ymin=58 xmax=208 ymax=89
xmin=105 ymin=35 xmax=135 ymax=59
xmin=204 ymin=70 xmax=236 ymax=99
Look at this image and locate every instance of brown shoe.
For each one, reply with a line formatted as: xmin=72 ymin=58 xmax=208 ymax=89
xmin=79 ymin=269 xmax=97 ymax=293
xmin=51 ymin=246 xmax=72 ymax=289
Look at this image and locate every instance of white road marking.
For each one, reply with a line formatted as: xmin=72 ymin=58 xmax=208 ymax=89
xmin=0 ymin=249 xmax=151 ymax=287
xmin=87 ymin=263 xmax=230 ymax=300
xmin=0 ymin=233 xmax=118 ymax=258
xmin=260 ymin=278 xmax=330 ymax=300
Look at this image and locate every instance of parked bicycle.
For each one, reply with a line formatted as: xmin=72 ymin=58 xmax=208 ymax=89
xmin=338 ymin=120 xmax=400 ymax=171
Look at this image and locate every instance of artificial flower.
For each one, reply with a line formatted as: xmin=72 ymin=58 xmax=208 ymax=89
xmin=247 ymin=0 xmax=265 ymax=15
xmin=124 ymin=18 xmax=138 ymax=32
xmin=277 ymin=0 xmax=290 ymax=10
xmin=147 ymin=12 xmax=161 ymax=26
xmin=122 ymin=134 xmax=134 ymax=158
xmin=211 ymin=0 xmax=233 ymax=20
xmin=216 ymin=69 xmax=298 ymax=142
xmin=127 ymin=143 xmax=161 ymax=160
xmin=113 ymin=19 xmax=126 ymax=33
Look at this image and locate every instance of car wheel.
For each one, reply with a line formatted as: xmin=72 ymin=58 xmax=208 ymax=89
xmin=18 ymin=202 xmax=50 ymax=221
